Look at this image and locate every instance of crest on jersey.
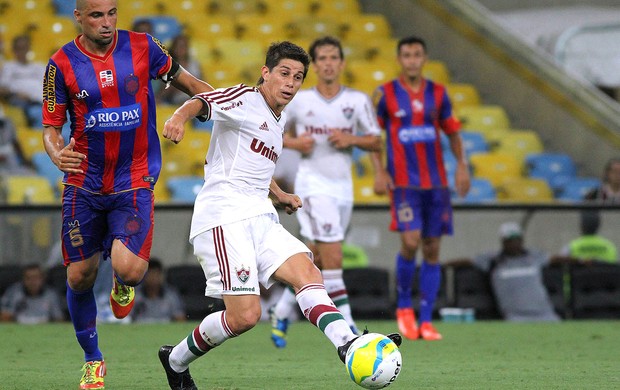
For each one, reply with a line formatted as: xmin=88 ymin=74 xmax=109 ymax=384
xmin=99 ymin=70 xmax=115 ymax=88
xmin=236 ymin=265 xmax=250 ymax=284
xmin=124 ymin=74 xmax=139 ymax=96
xmin=124 ymin=215 xmax=142 ymax=235
xmin=412 ymin=99 xmax=424 ymax=113
xmin=322 ymin=223 xmax=332 ymax=234
xmin=342 ymin=106 xmax=354 ymax=120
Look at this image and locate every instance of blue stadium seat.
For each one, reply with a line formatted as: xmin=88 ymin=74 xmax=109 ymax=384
xmin=460 ymin=131 xmax=488 ymax=156
xmin=443 ymin=150 xmax=457 ymax=189
xmin=557 ymin=177 xmax=602 ymax=201
xmin=526 ymin=152 xmax=577 ymax=193
xmin=53 ymin=0 xmax=75 ymax=16
xmin=31 ymin=152 xmax=63 ymax=194
xmin=166 ymin=176 xmax=204 ymax=203
xmin=457 ymin=178 xmax=496 ymax=203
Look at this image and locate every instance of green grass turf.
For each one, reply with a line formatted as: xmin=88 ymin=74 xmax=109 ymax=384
xmin=0 ymin=320 xmax=618 ymax=389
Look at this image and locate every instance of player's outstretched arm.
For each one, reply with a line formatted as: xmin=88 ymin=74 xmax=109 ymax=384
xmin=162 ymin=99 xmax=205 ymax=144
xmin=447 ymin=133 xmax=471 ymax=197
xmin=268 ymin=178 xmax=302 ymax=215
xmin=171 ymin=67 xmax=214 ymax=96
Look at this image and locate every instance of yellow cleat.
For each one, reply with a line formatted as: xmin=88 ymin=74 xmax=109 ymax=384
xmin=79 ymin=360 xmax=106 ymax=389
xmin=109 ymin=276 xmax=135 ymax=319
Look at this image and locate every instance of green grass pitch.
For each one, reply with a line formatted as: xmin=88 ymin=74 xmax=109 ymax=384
xmin=0 ymin=320 xmax=618 ymax=389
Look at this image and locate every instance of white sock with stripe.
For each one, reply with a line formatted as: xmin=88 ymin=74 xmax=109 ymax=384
xmin=169 ymin=310 xmax=237 ymax=372
xmin=322 ymin=269 xmax=357 ymax=331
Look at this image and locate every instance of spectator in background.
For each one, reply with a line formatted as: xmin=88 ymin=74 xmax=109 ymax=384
xmin=0 ymin=110 xmax=31 ymax=174
xmin=447 ymin=222 xmax=577 ymax=322
xmin=0 ymin=263 xmax=65 ymax=324
xmin=584 ymin=157 xmax=620 ymax=203
xmin=156 ymin=34 xmax=204 ymax=106
xmin=131 ymin=18 xmax=153 ymax=34
xmin=0 ymin=35 xmax=46 ymax=127
xmin=132 ymin=259 xmax=186 ymax=323
xmin=561 ymin=210 xmax=617 ymax=263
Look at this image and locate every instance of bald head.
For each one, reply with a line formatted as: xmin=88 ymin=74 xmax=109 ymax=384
xmin=76 ymin=0 xmax=117 ymax=12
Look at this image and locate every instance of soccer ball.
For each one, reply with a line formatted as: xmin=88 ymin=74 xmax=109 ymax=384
xmin=345 ymin=333 xmax=402 ymax=389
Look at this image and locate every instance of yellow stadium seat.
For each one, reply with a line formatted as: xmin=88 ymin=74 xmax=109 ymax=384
xmin=475 ymin=127 xmax=512 ymax=148
xmin=470 ymin=152 xmax=523 ymax=187
xmin=162 ymin=0 xmax=208 ymax=20
xmin=498 ymin=177 xmax=554 ymax=203
xmin=116 ymin=1 xmax=164 ymax=29
xmin=30 ymin=16 xmax=79 ymax=61
xmin=165 ymin=130 xmax=211 ymax=176
xmin=446 ymin=83 xmax=481 ymax=110
xmin=494 ymin=130 xmax=544 ymax=161
xmin=202 ymin=62 xmax=246 ymax=88
xmin=457 ymin=105 xmax=510 ymax=132
xmin=235 ymin=15 xmax=287 ymax=45
xmin=312 ymin=0 xmax=361 ymax=17
xmin=264 ymin=0 xmax=313 ymax=18
xmin=4 ymin=175 xmax=57 ymax=204
xmin=208 ymin=0 xmax=266 ymax=15
xmin=211 ymin=38 xmax=264 ymax=66
xmin=184 ymin=16 xmax=236 ymax=45
xmin=352 ymin=172 xmax=389 ymax=206
xmin=153 ymin=178 xmax=171 ymax=204
xmin=286 ymin=16 xmax=341 ymax=41
xmin=423 ymin=60 xmax=451 ymax=85
xmin=2 ymin=104 xmax=28 ymax=127
xmin=15 ymin=127 xmax=45 ymax=163
xmin=345 ymin=61 xmax=399 ymax=95
xmin=340 ymin=14 xmax=392 ymax=41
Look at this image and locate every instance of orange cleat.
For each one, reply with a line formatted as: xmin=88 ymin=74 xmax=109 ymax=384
xmin=396 ymin=308 xmax=419 ymax=340
xmin=419 ymin=322 xmax=443 ymax=341
xmin=109 ymin=276 xmax=135 ymax=319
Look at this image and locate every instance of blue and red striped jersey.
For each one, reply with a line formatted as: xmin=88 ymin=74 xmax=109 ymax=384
xmin=42 ymin=30 xmax=172 ymax=194
xmin=375 ymin=76 xmax=460 ymax=189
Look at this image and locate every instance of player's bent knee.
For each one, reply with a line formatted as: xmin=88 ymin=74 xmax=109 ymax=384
xmin=227 ymin=307 xmax=261 ymax=334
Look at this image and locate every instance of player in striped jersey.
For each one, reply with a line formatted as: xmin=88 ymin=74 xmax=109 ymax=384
xmin=156 ymin=41 xmax=400 ymax=389
xmin=372 ymin=36 xmax=471 ymax=341
xmin=41 ymin=1 xmax=212 ymax=388
xmin=268 ymin=36 xmax=382 ymax=348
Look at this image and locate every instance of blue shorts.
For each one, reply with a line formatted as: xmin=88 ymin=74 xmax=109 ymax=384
xmin=60 ymin=186 xmax=154 ymax=265
xmin=389 ymin=187 xmax=453 ymax=237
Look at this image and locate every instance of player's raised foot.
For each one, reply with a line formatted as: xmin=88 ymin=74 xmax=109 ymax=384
xmin=109 ymin=276 xmax=135 ymax=319
xmin=396 ymin=307 xmax=419 ymax=340
xmin=159 ymin=345 xmax=198 ymax=390
xmin=79 ymin=360 xmax=106 ymax=390
xmin=337 ymin=330 xmax=402 ymax=363
xmin=419 ymin=322 xmax=443 ymax=341
xmin=269 ymin=307 xmax=289 ymax=348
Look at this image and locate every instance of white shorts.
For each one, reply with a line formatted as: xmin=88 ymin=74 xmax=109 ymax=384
xmin=193 ymin=213 xmax=312 ymax=298
xmin=297 ymin=194 xmax=353 ymax=243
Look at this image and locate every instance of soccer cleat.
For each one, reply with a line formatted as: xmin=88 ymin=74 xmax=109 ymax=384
xmin=419 ymin=322 xmax=443 ymax=341
xmin=109 ymin=276 xmax=135 ymax=319
xmin=159 ymin=345 xmax=198 ymax=390
xmin=269 ymin=307 xmax=289 ymax=349
xmin=337 ymin=330 xmax=402 ymax=363
xmin=79 ymin=360 xmax=106 ymax=389
xmin=396 ymin=307 xmax=419 ymax=340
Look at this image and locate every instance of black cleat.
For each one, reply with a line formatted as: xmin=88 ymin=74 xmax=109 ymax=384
xmin=337 ymin=331 xmax=402 ymax=364
xmin=159 ymin=345 xmax=198 ymax=390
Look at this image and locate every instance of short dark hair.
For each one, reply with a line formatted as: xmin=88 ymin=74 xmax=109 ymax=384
xmin=397 ymin=35 xmax=427 ymax=55
xmin=257 ymin=41 xmax=310 ymax=85
xmin=148 ymin=258 xmax=163 ymax=271
xmin=603 ymin=157 xmax=620 ymax=183
xmin=580 ymin=210 xmax=601 ymax=235
xmin=308 ymin=36 xmax=344 ymax=62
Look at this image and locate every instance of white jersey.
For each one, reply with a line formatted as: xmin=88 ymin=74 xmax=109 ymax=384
xmin=285 ymin=86 xmax=381 ymax=201
xmin=190 ymin=84 xmax=286 ymax=241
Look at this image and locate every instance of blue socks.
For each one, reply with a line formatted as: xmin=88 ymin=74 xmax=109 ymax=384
xmin=419 ymin=261 xmax=441 ymax=323
xmin=396 ymin=254 xmax=416 ymax=308
xmin=66 ymin=283 xmax=102 ymax=362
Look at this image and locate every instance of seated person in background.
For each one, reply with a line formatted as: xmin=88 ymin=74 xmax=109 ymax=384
xmin=584 ymin=158 xmax=620 ymax=203
xmin=156 ymin=34 xmax=204 ymax=106
xmin=0 ymin=111 xmax=31 ymax=174
xmin=0 ymin=263 xmax=65 ymax=324
xmin=131 ymin=259 xmax=186 ymax=323
xmin=447 ymin=222 xmax=572 ymax=322
xmin=561 ymin=210 xmax=617 ymax=263
xmin=0 ymin=35 xmax=46 ymax=126
xmin=131 ymin=19 xmax=153 ymax=34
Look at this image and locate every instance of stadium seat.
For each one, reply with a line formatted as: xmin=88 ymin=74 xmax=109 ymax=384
xmin=446 ymin=83 xmax=481 ymax=110
xmin=31 ymin=152 xmax=63 ymax=192
xmin=570 ymin=263 xmax=620 ymax=319
xmin=201 ymin=62 xmax=244 ymax=88
xmin=451 ymin=264 xmax=500 ymax=320
xmin=312 ymin=0 xmax=360 ymax=17
xmin=264 ymin=0 xmax=313 ymax=18
xmin=208 ymin=0 xmax=265 ymax=16
xmin=53 ymin=0 xmax=75 ymax=16
xmin=457 ymin=178 xmax=496 ymax=203
xmin=25 ymin=104 xmax=43 ymax=129
xmin=135 ymin=16 xmax=182 ymax=44
xmin=345 ymin=61 xmax=400 ymax=95
xmin=167 ymin=176 xmax=204 ymax=203
xmin=2 ymin=104 xmax=28 ymax=127
xmin=3 ymin=175 xmax=57 ymax=204
xmin=15 ymin=127 xmax=45 ymax=163
xmin=340 ymin=13 xmax=392 ymax=41
xmin=422 ymin=60 xmax=451 ymax=85
xmin=352 ymin=171 xmax=389 ymax=206
xmin=29 ymin=15 xmax=78 ymax=61
xmin=457 ymin=105 xmax=510 ymax=132
xmin=211 ymin=38 xmax=264 ymax=67
xmin=557 ymin=177 xmax=602 ymax=201
xmin=497 ymin=177 xmax=554 ymax=203
xmin=343 ymin=267 xmax=393 ymax=319
xmin=286 ymin=16 xmax=341 ymax=41
xmin=542 ymin=264 xmax=567 ymax=318
xmin=153 ymin=177 xmax=171 ymax=204
xmin=116 ymin=0 xmax=164 ymax=29
xmin=460 ymin=131 xmax=489 ymax=156
xmin=493 ymin=130 xmax=544 ymax=161
xmin=526 ymin=152 xmax=577 ymax=194
xmin=167 ymin=265 xmax=225 ymax=320
xmin=235 ymin=15 xmax=287 ymax=45
xmin=185 ymin=16 xmax=236 ymax=48
xmin=469 ymin=152 xmax=523 ymax=187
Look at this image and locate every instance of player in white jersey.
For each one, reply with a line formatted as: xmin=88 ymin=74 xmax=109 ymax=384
xmin=157 ymin=41 xmax=401 ymax=389
xmin=269 ymin=36 xmax=382 ymax=348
